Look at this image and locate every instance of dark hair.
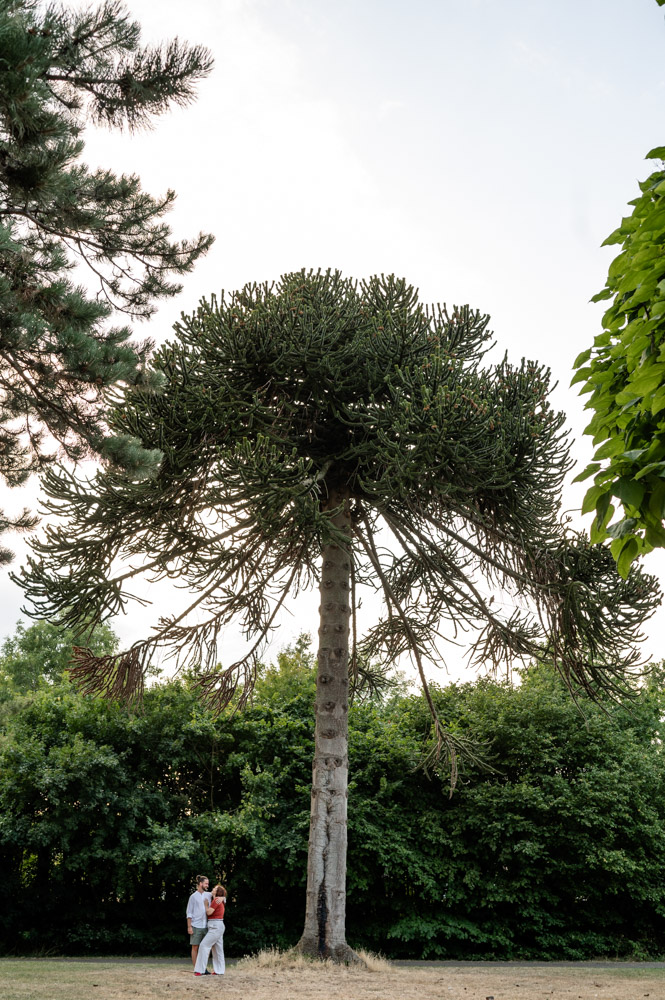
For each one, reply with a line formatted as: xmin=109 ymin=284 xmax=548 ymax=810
xmin=212 ymin=884 xmax=226 ymax=898
xmin=196 ymin=875 xmax=208 ymax=885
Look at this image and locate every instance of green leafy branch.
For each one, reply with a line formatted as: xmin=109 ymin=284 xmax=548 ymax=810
xmin=573 ymin=142 xmax=665 ymax=575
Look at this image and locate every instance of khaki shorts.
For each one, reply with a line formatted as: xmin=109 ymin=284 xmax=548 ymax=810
xmin=190 ymin=926 xmax=207 ymax=946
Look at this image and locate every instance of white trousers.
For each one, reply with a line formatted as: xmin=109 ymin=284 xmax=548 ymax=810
xmin=194 ymin=919 xmax=225 ymax=975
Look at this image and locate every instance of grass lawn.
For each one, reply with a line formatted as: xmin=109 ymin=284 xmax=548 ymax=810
xmin=1 ymin=955 xmax=664 ymax=1000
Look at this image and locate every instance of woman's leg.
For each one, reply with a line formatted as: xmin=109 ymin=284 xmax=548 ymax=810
xmin=210 ymin=922 xmax=225 ymax=975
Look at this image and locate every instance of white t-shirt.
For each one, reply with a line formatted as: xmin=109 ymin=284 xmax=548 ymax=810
xmin=186 ymin=890 xmax=212 ymax=928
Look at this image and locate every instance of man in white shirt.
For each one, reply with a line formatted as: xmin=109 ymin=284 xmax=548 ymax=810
xmin=186 ymin=875 xmax=212 ymax=968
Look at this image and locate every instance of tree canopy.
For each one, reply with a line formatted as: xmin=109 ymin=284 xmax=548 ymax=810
xmin=0 ymin=0 xmax=213 ymax=559
xmin=20 ymin=270 xmax=659 ymax=700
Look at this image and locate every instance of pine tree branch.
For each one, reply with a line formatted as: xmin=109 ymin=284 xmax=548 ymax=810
xmin=0 ymin=350 xmax=100 ymax=447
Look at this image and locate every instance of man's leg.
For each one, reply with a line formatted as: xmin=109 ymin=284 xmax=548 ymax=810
xmin=194 ymin=929 xmax=214 ymax=975
xmin=190 ymin=927 xmax=205 ymax=967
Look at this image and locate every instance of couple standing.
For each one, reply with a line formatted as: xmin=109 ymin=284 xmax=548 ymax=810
xmin=186 ymin=875 xmax=227 ymax=976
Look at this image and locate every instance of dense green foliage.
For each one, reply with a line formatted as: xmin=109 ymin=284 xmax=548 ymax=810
xmin=1 ymin=633 xmax=665 ymax=960
xmin=572 ymin=0 xmax=665 ymax=574
xmin=0 ymin=618 xmax=116 ymax=700
xmin=573 ymin=146 xmax=665 ymax=574
xmin=18 ymin=271 xmax=660 ymax=714
xmin=0 ymin=0 xmax=213 ymax=558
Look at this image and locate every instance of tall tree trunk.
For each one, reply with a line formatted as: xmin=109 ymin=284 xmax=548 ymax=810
xmin=297 ymin=490 xmax=358 ymax=962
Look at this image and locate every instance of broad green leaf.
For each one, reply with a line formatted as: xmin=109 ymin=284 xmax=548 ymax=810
xmin=623 ymin=283 xmax=659 ymax=309
xmin=610 ymin=535 xmax=624 ymax=560
xmin=646 ymin=145 xmax=665 ymax=157
xmin=651 ymin=387 xmax=665 ymax=415
xmin=590 ymin=519 xmax=609 ymax=545
xmin=632 ymin=246 xmax=662 ymax=266
xmin=638 ymin=209 xmax=665 ymax=233
xmin=607 ymin=516 xmax=638 ymax=540
xmin=570 ymin=366 xmax=591 ymax=387
xmin=634 ymin=461 xmax=665 ymax=480
xmin=593 ymin=467 xmax=617 ymax=486
xmin=614 ymin=388 xmax=638 ymax=407
xmin=624 ymin=334 xmax=651 ymax=360
xmin=589 ymin=369 xmax=614 ymax=387
xmin=617 ymin=269 xmax=655 ymax=294
xmin=607 ymin=251 xmax=630 ymax=280
xmin=629 ymin=364 xmax=665 ymax=397
xmin=616 ymin=412 xmax=635 ymax=431
xmin=586 ymin=418 xmax=606 ymax=440
xmin=617 ymin=537 xmax=639 ymax=580
xmin=645 ymin=519 xmax=665 ymax=547
xmin=593 ymin=437 xmax=627 ymax=460
xmin=604 ymin=314 xmax=627 ymax=334
xmin=573 ymin=464 xmax=601 ymax=485
xmin=572 ymin=348 xmax=592 ymax=369
xmin=621 ymin=396 xmax=639 ymax=413
xmin=609 ymin=341 xmax=629 ymax=360
xmin=596 ymin=490 xmax=612 ymax=521
xmin=587 ymin=392 xmax=612 ymax=414
xmin=623 ymin=316 xmax=657 ymax=341
xmin=645 ymin=438 xmax=665 ymax=461
xmin=590 ymin=494 xmax=615 ymax=542
xmin=581 ymin=484 xmax=607 ymax=515
xmin=620 ymin=448 xmax=647 ymax=462
xmin=648 ymin=480 xmax=665 ymax=519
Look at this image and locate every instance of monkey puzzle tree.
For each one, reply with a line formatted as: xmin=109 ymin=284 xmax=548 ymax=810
xmin=18 ymin=271 xmax=660 ymax=960
xmin=0 ymin=0 xmax=213 ymax=559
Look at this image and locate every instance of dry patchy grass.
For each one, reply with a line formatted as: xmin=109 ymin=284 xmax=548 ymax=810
xmin=237 ymin=946 xmax=392 ymax=972
xmin=0 ymin=956 xmax=664 ymax=1000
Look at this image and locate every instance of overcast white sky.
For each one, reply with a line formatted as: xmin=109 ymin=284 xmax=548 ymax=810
xmin=4 ymin=0 xmax=665 ymax=682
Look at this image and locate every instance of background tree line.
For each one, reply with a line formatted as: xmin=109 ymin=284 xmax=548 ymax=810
xmin=1 ymin=624 xmax=665 ymax=960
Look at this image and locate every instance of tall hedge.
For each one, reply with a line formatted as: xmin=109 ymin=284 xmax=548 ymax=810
xmin=1 ymin=662 xmax=664 ymax=959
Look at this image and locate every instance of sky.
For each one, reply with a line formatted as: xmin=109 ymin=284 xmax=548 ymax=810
xmin=3 ymin=0 xmax=665 ymax=682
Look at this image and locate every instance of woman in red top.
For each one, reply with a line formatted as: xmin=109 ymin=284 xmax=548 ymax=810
xmin=193 ymin=884 xmax=227 ymax=976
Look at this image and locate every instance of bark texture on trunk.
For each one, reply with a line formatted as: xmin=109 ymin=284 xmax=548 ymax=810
xmin=297 ymin=491 xmax=358 ymax=963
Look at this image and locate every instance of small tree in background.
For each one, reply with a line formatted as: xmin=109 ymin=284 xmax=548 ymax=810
xmin=0 ymin=0 xmax=213 ymax=559
xmin=253 ymin=633 xmax=317 ymax=706
xmin=0 ymin=617 xmax=116 ymax=699
xmin=19 ymin=270 xmax=660 ymax=960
